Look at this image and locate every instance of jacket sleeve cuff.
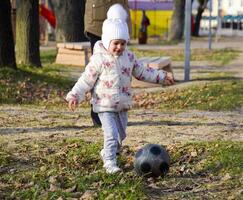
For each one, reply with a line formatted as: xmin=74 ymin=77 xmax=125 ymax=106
xmin=66 ymin=91 xmax=84 ymax=103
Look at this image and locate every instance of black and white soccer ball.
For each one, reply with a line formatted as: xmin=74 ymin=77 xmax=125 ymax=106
xmin=134 ymin=144 xmax=170 ymax=177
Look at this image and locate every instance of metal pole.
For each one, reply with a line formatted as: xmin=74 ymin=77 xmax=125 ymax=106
xmin=216 ymin=0 xmax=222 ymax=40
xmin=208 ymin=0 xmax=212 ymax=50
xmin=184 ymin=0 xmax=192 ymax=81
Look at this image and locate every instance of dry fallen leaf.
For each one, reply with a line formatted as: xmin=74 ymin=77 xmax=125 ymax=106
xmin=80 ymin=190 xmax=97 ymax=200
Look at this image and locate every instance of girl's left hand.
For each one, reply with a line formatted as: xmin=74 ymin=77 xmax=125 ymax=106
xmin=68 ymin=95 xmax=78 ymax=111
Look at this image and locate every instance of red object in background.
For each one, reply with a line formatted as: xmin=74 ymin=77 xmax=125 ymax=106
xmin=39 ymin=4 xmax=56 ymax=28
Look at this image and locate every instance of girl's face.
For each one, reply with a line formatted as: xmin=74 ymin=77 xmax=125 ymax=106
xmin=108 ymin=39 xmax=126 ymax=56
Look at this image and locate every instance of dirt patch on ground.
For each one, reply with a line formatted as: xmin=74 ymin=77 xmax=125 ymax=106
xmin=0 ymin=106 xmax=242 ymax=150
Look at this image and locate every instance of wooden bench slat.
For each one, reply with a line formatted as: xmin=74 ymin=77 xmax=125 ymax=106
xmin=58 ymin=48 xmax=87 ymax=55
xmin=138 ymin=56 xmax=171 ymax=69
xmin=57 ymin=42 xmax=90 ymax=49
xmin=56 ymin=42 xmax=91 ymax=66
xmin=56 ymin=53 xmax=87 ymax=66
xmin=149 ymin=57 xmax=160 ymax=62
xmin=151 ymin=57 xmax=171 ymax=65
xmin=73 ymin=42 xmax=90 ymax=49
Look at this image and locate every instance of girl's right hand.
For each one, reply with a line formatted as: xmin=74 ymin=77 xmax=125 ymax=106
xmin=163 ymin=72 xmax=175 ymax=86
xmin=68 ymin=95 xmax=78 ymax=111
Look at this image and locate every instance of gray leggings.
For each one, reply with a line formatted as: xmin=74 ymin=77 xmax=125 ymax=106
xmin=98 ymin=111 xmax=128 ymax=161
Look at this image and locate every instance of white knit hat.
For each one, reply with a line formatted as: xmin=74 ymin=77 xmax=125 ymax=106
xmin=102 ymin=4 xmax=130 ymax=50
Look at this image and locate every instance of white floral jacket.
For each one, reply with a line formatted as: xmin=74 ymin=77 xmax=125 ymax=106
xmin=66 ymin=41 xmax=166 ymax=112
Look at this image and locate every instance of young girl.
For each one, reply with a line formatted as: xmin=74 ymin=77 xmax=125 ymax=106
xmin=66 ymin=4 xmax=174 ymax=174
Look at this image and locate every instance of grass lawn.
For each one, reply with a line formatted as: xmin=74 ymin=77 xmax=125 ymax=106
xmin=0 ymin=137 xmax=242 ymax=199
xmin=133 ymin=79 xmax=243 ymax=111
xmin=0 ymin=49 xmax=242 ymax=199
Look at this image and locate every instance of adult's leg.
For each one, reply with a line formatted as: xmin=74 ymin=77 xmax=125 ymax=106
xmin=86 ymin=32 xmax=102 ymax=126
xmin=87 ymin=32 xmax=101 ymax=54
xmin=91 ymin=107 xmax=101 ymax=126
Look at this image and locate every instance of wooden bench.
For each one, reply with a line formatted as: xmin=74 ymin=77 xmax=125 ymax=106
xmin=132 ymin=56 xmax=172 ymax=88
xmin=55 ymin=42 xmax=91 ymax=67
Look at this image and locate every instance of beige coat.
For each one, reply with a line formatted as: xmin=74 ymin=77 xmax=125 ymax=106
xmin=66 ymin=41 xmax=166 ymax=113
xmin=84 ymin=0 xmax=131 ymax=37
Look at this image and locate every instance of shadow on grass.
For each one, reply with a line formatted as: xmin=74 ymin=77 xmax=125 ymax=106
xmin=192 ymin=76 xmax=241 ymax=82
xmin=0 ymin=66 xmax=73 ymax=87
xmin=0 ymin=125 xmax=92 ymax=135
xmin=128 ymin=120 xmax=242 ymax=128
xmin=0 ymin=66 xmax=74 ymax=104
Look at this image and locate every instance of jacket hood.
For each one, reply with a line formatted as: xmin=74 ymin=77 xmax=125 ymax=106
xmin=93 ymin=41 xmax=109 ymax=55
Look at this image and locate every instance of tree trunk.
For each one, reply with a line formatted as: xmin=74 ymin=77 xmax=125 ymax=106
xmin=49 ymin=0 xmax=87 ymax=42
xmin=0 ymin=0 xmax=17 ymax=69
xmin=192 ymin=0 xmax=208 ymax=36
xmin=168 ymin=0 xmax=185 ymax=41
xmin=193 ymin=7 xmax=204 ymax=36
xmin=16 ymin=0 xmax=41 ymax=67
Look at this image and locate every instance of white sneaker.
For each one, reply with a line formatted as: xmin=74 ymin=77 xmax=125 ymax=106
xmin=103 ymin=160 xmax=121 ymax=174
